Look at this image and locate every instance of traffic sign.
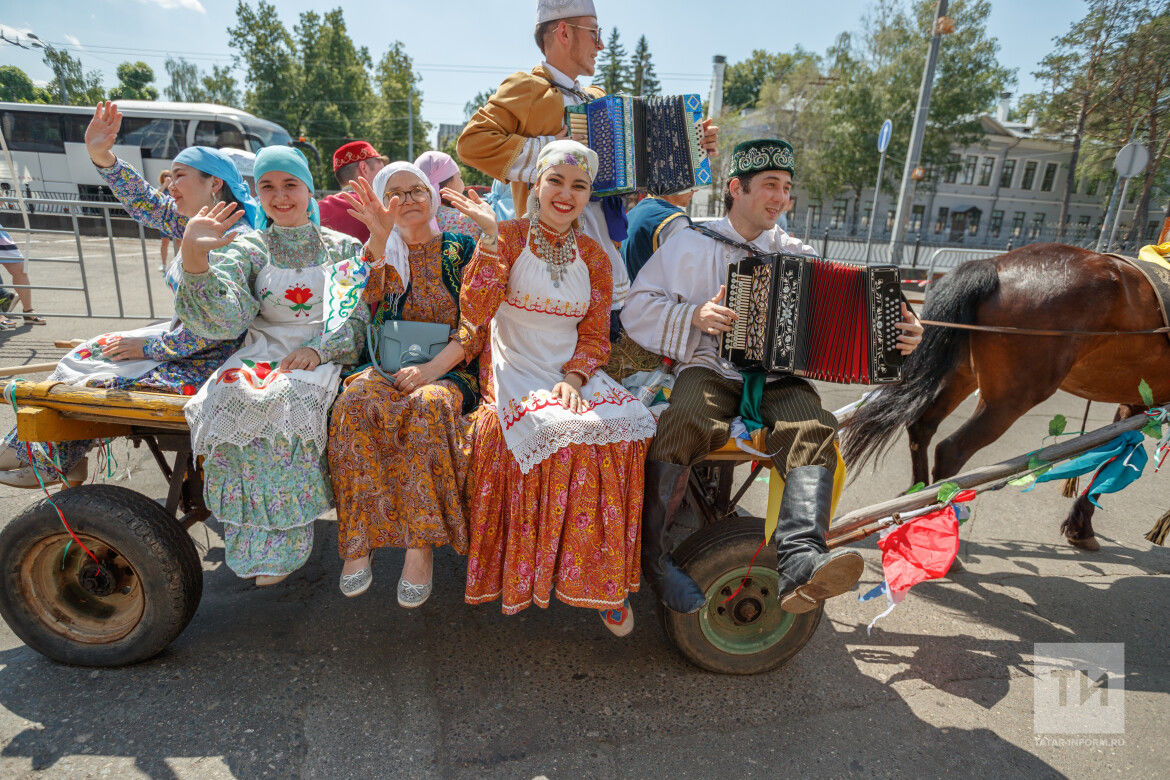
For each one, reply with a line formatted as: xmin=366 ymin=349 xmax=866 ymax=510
xmin=1114 ymin=142 xmax=1149 ymax=178
xmin=877 ymin=119 xmax=893 ymax=154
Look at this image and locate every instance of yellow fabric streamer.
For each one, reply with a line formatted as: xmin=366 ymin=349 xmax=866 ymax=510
xmin=763 ymin=444 xmax=848 ymax=541
xmin=1138 ymin=243 xmax=1170 ymax=273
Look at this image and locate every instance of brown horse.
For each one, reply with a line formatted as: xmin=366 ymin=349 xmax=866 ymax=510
xmin=840 ymin=243 xmax=1170 ymax=549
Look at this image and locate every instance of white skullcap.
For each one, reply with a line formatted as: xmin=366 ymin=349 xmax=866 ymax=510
xmin=536 ymin=0 xmax=597 ymax=25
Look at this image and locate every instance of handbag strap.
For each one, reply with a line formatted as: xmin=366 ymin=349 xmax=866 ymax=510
xmin=366 ymin=320 xmax=397 ymax=383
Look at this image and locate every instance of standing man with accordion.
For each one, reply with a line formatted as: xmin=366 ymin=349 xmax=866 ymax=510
xmin=623 ymin=139 xmax=924 ymax=615
xmin=457 ymin=0 xmax=718 ymax=318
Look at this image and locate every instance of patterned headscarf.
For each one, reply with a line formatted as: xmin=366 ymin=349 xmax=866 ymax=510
xmin=535 ymin=139 xmax=598 ymax=182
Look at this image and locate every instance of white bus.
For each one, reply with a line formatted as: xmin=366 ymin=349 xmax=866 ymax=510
xmin=0 ymin=100 xmax=299 ymax=201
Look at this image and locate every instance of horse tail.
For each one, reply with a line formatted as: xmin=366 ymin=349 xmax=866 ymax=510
xmin=839 ymin=257 xmax=1000 ymax=473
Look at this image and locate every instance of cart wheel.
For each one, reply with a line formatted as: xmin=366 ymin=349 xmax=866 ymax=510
xmin=0 ymin=485 xmax=203 ymax=667
xmin=662 ymin=517 xmax=822 ymax=675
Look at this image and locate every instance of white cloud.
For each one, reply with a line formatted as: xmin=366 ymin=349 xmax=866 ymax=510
xmin=137 ymin=0 xmax=207 ymax=12
xmin=64 ymin=33 xmax=82 ymax=49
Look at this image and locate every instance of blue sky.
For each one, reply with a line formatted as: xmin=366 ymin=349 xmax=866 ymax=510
xmin=3 ymin=0 xmax=1085 ymax=142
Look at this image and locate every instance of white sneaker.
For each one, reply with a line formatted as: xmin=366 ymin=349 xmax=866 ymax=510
xmin=0 ymin=458 xmax=87 ymax=489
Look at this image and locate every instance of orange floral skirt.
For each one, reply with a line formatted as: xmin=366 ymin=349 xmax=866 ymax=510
xmin=464 ymin=406 xmax=648 ymax=614
xmin=328 ymin=368 xmax=472 ymax=558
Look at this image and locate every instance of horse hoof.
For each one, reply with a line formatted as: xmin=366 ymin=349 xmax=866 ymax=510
xmin=1066 ymin=535 xmax=1101 ymax=552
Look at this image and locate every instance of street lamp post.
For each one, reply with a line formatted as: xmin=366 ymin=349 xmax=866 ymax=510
xmin=888 ymin=0 xmax=951 ymax=265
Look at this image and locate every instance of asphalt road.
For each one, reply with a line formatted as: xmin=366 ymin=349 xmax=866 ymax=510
xmin=0 ymin=229 xmax=1166 ymax=778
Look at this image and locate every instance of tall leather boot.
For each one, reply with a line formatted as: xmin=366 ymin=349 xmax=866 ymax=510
xmin=772 ymin=465 xmax=863 ymax=614
xmin=642 ymin=460 xmax=707 ymax=614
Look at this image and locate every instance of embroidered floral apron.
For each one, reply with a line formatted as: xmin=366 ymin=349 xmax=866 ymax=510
xmin=491 ymin=243 xmax=656 ymax=473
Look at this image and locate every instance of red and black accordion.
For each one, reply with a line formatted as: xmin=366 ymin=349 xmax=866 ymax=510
xmin=720 ymin=254 xmax=905 ymax=384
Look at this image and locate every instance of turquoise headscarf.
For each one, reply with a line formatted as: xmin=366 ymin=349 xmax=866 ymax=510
xmin=172 ymin=146 xmax=259 ymax=228
xmin=253 ymin=146 xmax=320 ymax=229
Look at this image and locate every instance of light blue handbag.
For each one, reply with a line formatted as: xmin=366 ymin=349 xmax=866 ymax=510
xmin=367 ymin=318 xmax=451 ymax=381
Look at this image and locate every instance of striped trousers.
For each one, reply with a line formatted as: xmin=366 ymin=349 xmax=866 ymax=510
xmin=647 ymin=367 xmax=838 ymax=476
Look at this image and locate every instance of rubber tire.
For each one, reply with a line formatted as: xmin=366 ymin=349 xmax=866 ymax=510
xmin=662 ymin=517 xmax=823 ymax=675
xmin=0 ymin=485 xmax=203 ymax=667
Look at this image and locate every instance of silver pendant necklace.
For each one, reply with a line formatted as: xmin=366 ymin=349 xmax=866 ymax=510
xmin=529 ymin=212 xmax=576 ymax=288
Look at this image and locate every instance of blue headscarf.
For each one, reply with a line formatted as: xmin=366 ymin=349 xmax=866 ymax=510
xmin=172 ymin=146 xmax=259 ymax=228
xmin=253 ymin=146 xmax=320 ymax=229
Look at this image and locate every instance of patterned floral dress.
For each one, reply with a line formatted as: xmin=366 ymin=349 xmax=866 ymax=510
xmin=328 ymin=232 xmax=478 ymax=558
xmin=461 ymin=220 xmax=657 ymax=614
xmin=175 ymin=224 xmax=368 ymax=578
xmin=436 ymin=205 xmax=484 ymax=242
xmin=1 ymin=158 xmax=242 ymax=472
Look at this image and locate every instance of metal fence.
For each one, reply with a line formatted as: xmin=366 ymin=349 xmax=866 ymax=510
xmin=2 ymin=195 xmax=169 ymax=321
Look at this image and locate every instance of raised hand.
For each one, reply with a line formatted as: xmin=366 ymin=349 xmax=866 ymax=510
xmin=180 ymin=202 xmax=243 ymax=274
xmin=344 ymin=176 xmax=401 ymax=253
xmin=691 ymin=285 xmax=736 ymax=335
xmin=85 ymin=101 xmax=122 ymax=168
xmin=699 ymin=118 xmax=719 ymax=157
xmin=440 ymin=187 xmax=498 ymax=239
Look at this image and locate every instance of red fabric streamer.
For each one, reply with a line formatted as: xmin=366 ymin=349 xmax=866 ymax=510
xmin=878 ymin=505 xmax=960 ymax=595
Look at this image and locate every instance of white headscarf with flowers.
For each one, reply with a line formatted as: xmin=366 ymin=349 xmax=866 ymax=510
xmin=368 ymin=161 xmax=439 ymax=287
xmin=534 ymin=139 xmax=599 ymax=182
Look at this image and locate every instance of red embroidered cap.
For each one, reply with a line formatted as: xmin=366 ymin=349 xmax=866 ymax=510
xmin=332 ymin=141 xmax=388 ymax=172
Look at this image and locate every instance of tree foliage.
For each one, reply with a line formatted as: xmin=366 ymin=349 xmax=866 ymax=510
xmin=0 ymin=66 xmax=36 ymax=102
xmin=371 ymin=41 xmax=430 ymax=165
xmin=595 ymin=28 xmax=630 ymax=94
xmin=41 ymin=46 xmax=104 ymax=105
xmin=109 ymin=61 xmax=158 ymax=101
xmin=630 ymin=35 xmax=661 ymax=97
xmin=165 ymin=57 xmax=241 ymax=106
xmin=722 ymin=48 xmax=821 ymax=110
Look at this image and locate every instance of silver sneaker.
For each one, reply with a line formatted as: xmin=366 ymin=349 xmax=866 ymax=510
xmin=397 ymin=577 xmax=432 ymax=608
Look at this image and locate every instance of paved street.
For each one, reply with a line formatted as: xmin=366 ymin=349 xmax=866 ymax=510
xmin=0 ymin=229 xmax=1166 ymax=778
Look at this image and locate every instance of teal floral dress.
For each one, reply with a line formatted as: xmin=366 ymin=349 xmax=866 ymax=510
xmin=176 ymin=223 xmax=368 ymax=578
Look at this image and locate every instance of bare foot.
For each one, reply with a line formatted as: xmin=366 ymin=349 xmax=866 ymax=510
xmin=342 ymin=555 xmax=370 ymax=576
xmin=401 ymin=547 xmax=433 ymax=585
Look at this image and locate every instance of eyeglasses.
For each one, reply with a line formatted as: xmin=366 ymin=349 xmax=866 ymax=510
xmin=564 ymin=22 xmax=603 ymax=46
xmin=384 ymin=185 xmax=430 ymax=204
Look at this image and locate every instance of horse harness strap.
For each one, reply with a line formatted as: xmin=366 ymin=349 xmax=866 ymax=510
xmin=917 ymin=319 xmax=1170 ymax=337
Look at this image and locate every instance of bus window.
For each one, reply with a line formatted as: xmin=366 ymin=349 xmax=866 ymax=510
xmin=194 ymin=120 xmax=246 ymax=151
xmin=0 ymin=110 xmax=64 ymax=152
xmin=118 ymin=117 xmax=183 ymax=158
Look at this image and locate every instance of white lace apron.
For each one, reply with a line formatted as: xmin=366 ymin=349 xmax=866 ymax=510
xmin=185 ymin=260 xmax=353 ymax=456
xmin=491 ymin=242 xmax=656 ymax=473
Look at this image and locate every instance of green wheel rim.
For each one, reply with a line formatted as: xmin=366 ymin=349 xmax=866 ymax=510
xmin=697 ymin=565 xmax=795 ymax=656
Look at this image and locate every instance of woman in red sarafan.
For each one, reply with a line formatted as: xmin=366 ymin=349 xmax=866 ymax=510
xmin=458 ymin=140 xmax=657 ymax=636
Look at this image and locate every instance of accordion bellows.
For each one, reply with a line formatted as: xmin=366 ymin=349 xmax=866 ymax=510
xmin=566 ymin=94 xmax=713 ymax=197
xmin=720 ymin=255 xmax=905 ymax=384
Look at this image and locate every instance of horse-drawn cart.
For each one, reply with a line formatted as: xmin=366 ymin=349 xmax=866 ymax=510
xmin=0 ymin=379 xmax=1164 ymax=674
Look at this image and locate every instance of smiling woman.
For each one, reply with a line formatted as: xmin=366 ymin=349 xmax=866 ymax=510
xmin=174 ymin=146 xmax=370 ymax=587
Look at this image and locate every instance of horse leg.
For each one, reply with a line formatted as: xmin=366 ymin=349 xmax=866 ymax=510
xmin=1060 ymin=404 xmax=1143 ymax=551
xmin=906 ymin=360 xmax=977 ymax=488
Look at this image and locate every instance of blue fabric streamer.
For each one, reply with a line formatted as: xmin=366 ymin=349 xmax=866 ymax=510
xmin=252 ymin=146 xmax=321 ymax=229
xmin=172 ymin=146 xmax=259 ymax=228
xmin=595 ymin=195 xmax=628 ymax=242
xmin=1034 ymin=430 xmax=1147 ymax=508
xmin=859 ymin=580 xmax=888 ymax=602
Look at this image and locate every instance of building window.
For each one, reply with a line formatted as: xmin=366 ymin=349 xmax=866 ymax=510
xmin=910 ymin=205 xmax=925 ymax=232
xmin=808 ymin=203 xmax=822 ymax=227
xmin=861 ymin=206 xmax=872 ymax=229
xmin=1040 ymin=162 xmax=1059 ymax=192
xmin=961 ymin=155 xmax=977 ymax=185
xmin=1075 ymin=215 xmax=1091 ymax=240
xmin=1021 ymin=161 xmax=1038 ymax=190
xmin=967 ymin=210 xmax=982 ymax=235
xmin=935 ymin=207 xmax=950 ymax=233
xmin=886 ymin=209 xmax=896 ymax=231
xmin=1086 ymin=178 xmax=1099 ymax=196
xmin=1029 ymin=212 xmax=1045 ymax=239
xmin=1011 ymin=211 xmax=1026 ymax=237
xmin=943 ymin=155 xmax=960 ymax=184
xmin=999 ymin=159 xmax=1016 ymax=188
xmin=978 ymin=157 xmax=995 ymax=187
xmin=830 ymin=198 xmax=848 ymax=229
xmin=989 ymin=210 xmax=1004 ymax=237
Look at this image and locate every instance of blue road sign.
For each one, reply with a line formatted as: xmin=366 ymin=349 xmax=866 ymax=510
xmin=877 ymin=119 xmax=893 ymax=153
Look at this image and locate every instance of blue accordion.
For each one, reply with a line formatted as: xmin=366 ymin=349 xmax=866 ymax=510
xmin=565 ymin=94 xmax=713 ymax=197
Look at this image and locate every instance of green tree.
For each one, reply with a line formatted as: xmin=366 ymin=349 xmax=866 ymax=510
xmin=164 ymin=57 xmax=206 ymax=101
xmin=629 ymin=35 xmax=661 ymax=97
xmin=0 ymin=66 xmax=36 ymax=102
xmin=294 ymin=8 xmax=375 ymax=183
xmin=1033 ymin=0 xmax=1141 ymax=240
xmin=109 ymin=61 xmax=158 ymax=101
xmin=371 ymin=41 xmax=430 ymax=163
xmin=594 ymin=28 xmax=630 ymax=94
xmin=228 ymin=0 xmax=303 ymax=141
xmin=440 ymin=136 xmax=491 ymax=187
xmin=722 ymin=48 xmax=820 ymax=110
xmin=202 ymin=65 xmax=241 ymax=107
xmin=40 ymin=46 xmax=104 ymax=105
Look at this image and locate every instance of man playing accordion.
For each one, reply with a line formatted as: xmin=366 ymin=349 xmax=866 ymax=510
xmin=623 ymin=139 xmax=924 ymax=615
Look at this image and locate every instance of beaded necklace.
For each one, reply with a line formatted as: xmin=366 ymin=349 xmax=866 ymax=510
xmin=528 ymin=211 xmax=577 ymax=288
